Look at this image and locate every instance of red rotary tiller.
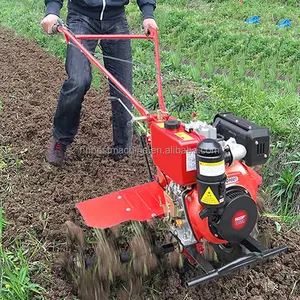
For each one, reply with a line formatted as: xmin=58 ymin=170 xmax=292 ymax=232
xmin=54 ymin=21 xmax=287 ymax=286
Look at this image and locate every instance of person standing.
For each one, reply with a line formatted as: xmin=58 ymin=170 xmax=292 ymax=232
xmin=41 ymin=0 xmax=158 ymax=166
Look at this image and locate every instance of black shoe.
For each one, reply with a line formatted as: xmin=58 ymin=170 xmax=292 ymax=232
xmin=108 ymin=147 xmax=130 ymax=162
xmin=47 ymin=140 xmax=67 ymax=167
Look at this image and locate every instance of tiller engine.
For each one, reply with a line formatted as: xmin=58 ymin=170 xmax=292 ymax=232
xmin=54 ymin=21 xmax=287 ymax=287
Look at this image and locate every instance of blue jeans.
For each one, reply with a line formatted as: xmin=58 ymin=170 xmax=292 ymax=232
xmin=53 ymin=9 xmax=133 ymax=153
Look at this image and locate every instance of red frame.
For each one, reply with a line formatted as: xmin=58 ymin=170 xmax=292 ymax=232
xmin=57 ymin=26 xmax=169 ymax=122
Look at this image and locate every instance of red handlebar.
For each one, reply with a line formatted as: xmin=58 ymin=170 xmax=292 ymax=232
xmin=55 ymin=23 xmax=168 ymax=122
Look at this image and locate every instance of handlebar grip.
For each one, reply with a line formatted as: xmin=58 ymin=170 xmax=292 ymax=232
xmin=51 ymin=18 xmax=64 ymax=34
xmin=52 ymin=23 xmax=59 ymax=34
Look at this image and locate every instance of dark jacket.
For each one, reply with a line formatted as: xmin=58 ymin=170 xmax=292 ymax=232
xmin=45 ymin=0 xmax=156 ymax=20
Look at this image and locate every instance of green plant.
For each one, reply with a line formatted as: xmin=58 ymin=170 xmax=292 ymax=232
xmin=169 ymin=49 xmax=181 ymax=70
xmin=0 ymin=208 xmax=46 ymax=299
xmin=271 ymin=168 xmax=300 ymax=225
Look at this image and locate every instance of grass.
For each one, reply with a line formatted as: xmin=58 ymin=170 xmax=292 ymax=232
xmin=0 ymin=145 xmax=46 ymax=299
xmin=0 ymin=204 xmax=44 ymax=300
xmin=0 ymin=239 xmax=46 ymax=300
xmin=268 ymin=150 xmax=300 ymax=226
xmin=0 ymin=97 xmax=47 ymax=299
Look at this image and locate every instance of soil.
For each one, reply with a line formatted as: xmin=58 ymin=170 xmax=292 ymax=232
xmin=0 ymin=24 xmax=299 ymax=300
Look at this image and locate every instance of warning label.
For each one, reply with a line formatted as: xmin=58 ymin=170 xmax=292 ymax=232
xmin=186 ymin=150 xmax=196 ymax=172
xmin=201 ymin=187 xmax=219 ymax=205
xmin=156 ymin=122 xmax=164 ymax=128
xmin=175 ymin=132 xmax=194 ymax=141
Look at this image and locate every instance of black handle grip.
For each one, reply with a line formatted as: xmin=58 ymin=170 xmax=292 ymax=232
xmin=51 ymin=18 xmax=64 ymax=34
xmin=51 ymin=24 xmax=59 ymax=34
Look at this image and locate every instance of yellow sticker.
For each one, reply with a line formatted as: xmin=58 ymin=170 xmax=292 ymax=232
xmin=201 ymin=187 xmax=219 ymax=205
xmin=199 ymin=160 xmax=224 ymax=167
xmin=175 ymin=132 xmax=194 ymax=141
xmin=156 ymin=122 xmax=164 ymax=128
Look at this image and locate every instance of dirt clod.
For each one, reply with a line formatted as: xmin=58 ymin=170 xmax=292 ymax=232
xmin=65 ymin=220 xmax=85 ymax=250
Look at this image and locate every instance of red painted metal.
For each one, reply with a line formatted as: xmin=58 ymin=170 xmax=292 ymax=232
xmin=57 ymin=27 xmax=168 ymax=119
xmin=75 ymin=34 xmax=150 ymax=40
xmin=185 ymin=189 xmax=227 ymax=244
xmin=150 ymin=121 xmax=205 ymax=186
xmin=180 ymin=243 xmax=204 ymax=265
xmin=195 ymin=242 xmax=205 ymax=255
xmin=76 ymin=181 xmax=165 ymax=229
xmin=182 ymin=248 xmax=197 ymax=265
xmin=186 ymin=160 xmax=261 ymax=244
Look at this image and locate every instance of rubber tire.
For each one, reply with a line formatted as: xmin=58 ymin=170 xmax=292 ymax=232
xmin=211 ymin=243 xmax=244 ymax=264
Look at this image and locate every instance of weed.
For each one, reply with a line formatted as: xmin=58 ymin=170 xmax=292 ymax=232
xmin=0 ymin=208 xmax=45 ymax=299
xmin=272 ymin=169 xmax=299 ymax=214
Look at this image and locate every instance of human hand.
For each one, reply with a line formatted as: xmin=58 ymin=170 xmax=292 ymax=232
xmin=40 ymin=14 xmax=59 ymax=34
xmin=143 ymin=18 xmax=158 ymax=35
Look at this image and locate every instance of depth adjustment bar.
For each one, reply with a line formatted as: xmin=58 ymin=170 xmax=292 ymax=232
xmin=185 ymin=237 xmax=288 ymax=287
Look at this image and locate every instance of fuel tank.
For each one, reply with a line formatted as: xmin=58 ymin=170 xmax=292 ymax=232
xmin=150 ymin=120 xmax=205 ymax=186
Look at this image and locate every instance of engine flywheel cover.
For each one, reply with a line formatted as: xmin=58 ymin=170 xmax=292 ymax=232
xmin=215 ymin=187 xmax=258 ymax=243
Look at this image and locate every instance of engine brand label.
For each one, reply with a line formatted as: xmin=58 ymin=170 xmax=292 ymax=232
xmin=201 ymin=187 xmax=219 ymax=205
xmin=226 ymin=176 xmax=239 ymax=184
xmin=232 ymin=210 xmax=248 ymax=230
xmin=175 ymin=132 xmax=194 ymax=141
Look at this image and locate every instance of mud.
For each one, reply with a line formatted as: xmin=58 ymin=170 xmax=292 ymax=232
xmin=0 ymin=24 xmax=299 ymax=300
